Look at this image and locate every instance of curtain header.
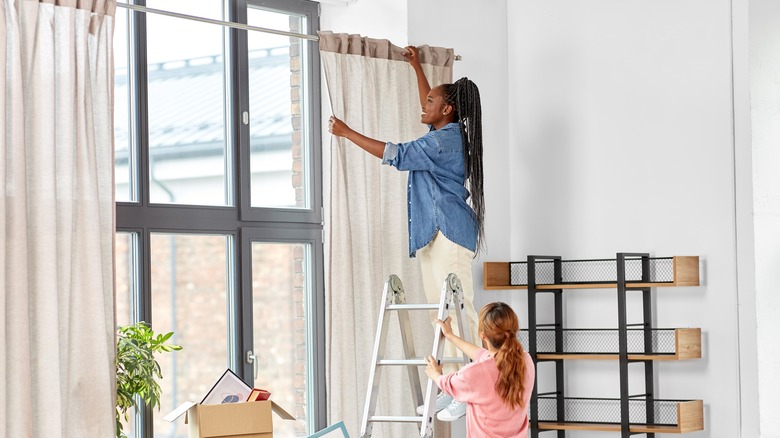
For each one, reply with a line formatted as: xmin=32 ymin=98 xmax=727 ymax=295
xmin=318 ymin=31 xmax=455 ymax=68
xmin=31 ymin=0 xmax=116 ymax=16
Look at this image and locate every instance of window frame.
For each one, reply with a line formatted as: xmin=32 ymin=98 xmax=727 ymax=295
xmin=239 ymin=226 xmax=326 ymax=434
xmin=115 ymin=0 xmax=325 ymax=435
xmin=234 ymin=0 xmax=323 ymax=223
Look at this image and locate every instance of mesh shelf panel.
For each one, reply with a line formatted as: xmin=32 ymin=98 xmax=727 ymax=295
xmin=510 ymin=257 xmax=674 ymax=286
xmin=537 ymin=397 xmax=682 ymax=426
xmin=518 ymin=329 xmax=677 ymax=354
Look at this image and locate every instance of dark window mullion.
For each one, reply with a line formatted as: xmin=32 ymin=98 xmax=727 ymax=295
xmin=231 ymin=0 xmax=252 ymax=221
xmin=130 ymin=0 xmax=150 ymax=209
xmin=128 ymin=2 xmax=156 ymax=436
xmin=228 ymin=1 xmax=253 ymax=385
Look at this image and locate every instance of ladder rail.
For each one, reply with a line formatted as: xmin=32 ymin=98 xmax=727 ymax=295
xmin=419 ymin=273 xmax=471 ymax=438
xmin=360 ymin=273 xmax=471 ymax=438
xmin=359 ymin=275 xmax=399 ymax=438
xmin=397 ymin=288 xmax=425 ymax=408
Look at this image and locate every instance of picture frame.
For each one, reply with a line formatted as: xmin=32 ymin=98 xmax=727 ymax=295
xmin=201 ymin=368 xmax=252 ymax=405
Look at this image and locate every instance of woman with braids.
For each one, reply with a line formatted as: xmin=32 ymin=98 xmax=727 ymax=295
xmin=328 ymin=45 xmax=484 ymax=420
xmin=425 ymin=302 xmax=534 ymax=436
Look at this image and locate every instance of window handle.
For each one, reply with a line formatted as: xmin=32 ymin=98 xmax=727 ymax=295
xmin=246 ymin=350 xmax=258 ymax=381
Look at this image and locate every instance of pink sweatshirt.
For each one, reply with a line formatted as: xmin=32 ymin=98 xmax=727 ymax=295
xmin=437 ymin=348 xmax=535 ymax=438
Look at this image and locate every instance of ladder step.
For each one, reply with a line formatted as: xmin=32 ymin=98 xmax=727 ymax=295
xmin=387 ymin=304 xmax=440 ymax=311
xmin=378 ymin=359 xmax=426 ymax=366
xmin=370 ymin=415 xmax=423 ymax=423
xmin=377 ymin=357 xmax=469 ymax=366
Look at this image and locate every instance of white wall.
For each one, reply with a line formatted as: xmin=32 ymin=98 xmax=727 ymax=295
xmin=507 ymin=0 xmax=743 ymax=436
xmin=508 ymin=0 xmax=760 ymax=437
xmin=750 ymin=1 xmax=780 ymax=436
xmin=322 ymin=0 xmax=765 ymax=437
xmin=319 ymin=0 xmax=407 ymax=45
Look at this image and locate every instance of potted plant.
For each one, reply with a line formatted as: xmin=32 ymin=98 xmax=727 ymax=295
xmin=116 ymin=322 xmax=182 ymax=438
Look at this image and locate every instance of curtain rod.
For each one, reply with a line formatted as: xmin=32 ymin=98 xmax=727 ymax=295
xmin=116 ymin=3 xmax=319 ymax=40
xmin=115 ymin=2 xmax=462 ymax=60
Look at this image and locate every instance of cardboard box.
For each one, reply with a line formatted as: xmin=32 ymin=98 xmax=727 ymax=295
xmin=165 ymin=400 xmax=294 ymax=438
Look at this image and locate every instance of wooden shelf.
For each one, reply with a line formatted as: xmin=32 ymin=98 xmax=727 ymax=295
xmin=483 ymin=256 xmax=699 ymax=290
xmin=524 ymin=328 xmax=701 ymax=361
xmin=537 ymin=400 xmax=703 ymax=434
xmin=492 ymin=254 xmax=705 ymax=435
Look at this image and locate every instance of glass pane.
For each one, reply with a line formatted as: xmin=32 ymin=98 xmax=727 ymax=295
xmin=152 ymin=234 xmax=230 ymax=437
xmin=251 ymin=242 xmax=311 ymax=437
xmin=115 ymin=232 xmax=136 ymax=328
xmin=115 ymin=231 xmax=138 ymax=438
xmin=247 ymin=8 xmax=309 ymax=208
xmin=147 ymin=11 xmax=228 ymax=206
xmin=146 ymin=0 xmax=224 ymax=20
xmin=114 ymin=7 xmax=133 ymax=202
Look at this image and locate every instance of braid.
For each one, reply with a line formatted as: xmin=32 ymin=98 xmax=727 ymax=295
xmin=443 ymin=78 xmax=485 ymax=254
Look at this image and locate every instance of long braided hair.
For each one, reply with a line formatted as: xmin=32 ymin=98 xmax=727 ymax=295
xmin=479 ymin=302 xmax=528 ymax=409
xmin=442 ymin=77 xmax=485 ymax=253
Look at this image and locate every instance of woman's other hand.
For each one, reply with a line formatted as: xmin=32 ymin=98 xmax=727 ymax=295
xmin=403 ymin=45 xmax=421 ymax=66
xmin=328 ymin=115 xmax=351 ymax=138
xmin=424 ymin=355 xmax=443 ymax=379
xmin=436 ymin=317 xmax=454 ymax=338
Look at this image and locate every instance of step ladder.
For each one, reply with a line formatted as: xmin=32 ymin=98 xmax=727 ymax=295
xmin=359 ymin=273 xmax=472 ymax=438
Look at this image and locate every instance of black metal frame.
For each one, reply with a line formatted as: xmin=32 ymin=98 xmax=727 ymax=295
xmin=616 ymin=252 xmax=655 ymax=438
xmin=528 ymin=255 xmax=565 ymax=438
xmin=509 ymin=256 xmax=675 ymax=287
xmin=535 ymin=396 xmax=686 ymax=426
xmin=527 ymin=253 xmax=658 ymax=438
xmin=517 ymin=327 xmax=679 ymax=355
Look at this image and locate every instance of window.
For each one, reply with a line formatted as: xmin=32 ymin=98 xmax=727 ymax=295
xmin=114 ymin=1 xmax=324 ymax=437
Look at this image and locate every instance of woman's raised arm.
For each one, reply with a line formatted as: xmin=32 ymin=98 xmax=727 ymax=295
xmin=403 ymin=46 xmax=431 ymax=109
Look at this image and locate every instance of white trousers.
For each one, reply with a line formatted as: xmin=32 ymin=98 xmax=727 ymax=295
xmin=417 ymin=231 xmax=479 ymax=373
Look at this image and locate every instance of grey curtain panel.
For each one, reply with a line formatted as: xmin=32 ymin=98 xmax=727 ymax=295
xmin=319 ymin=30 xmax=454 ymax=437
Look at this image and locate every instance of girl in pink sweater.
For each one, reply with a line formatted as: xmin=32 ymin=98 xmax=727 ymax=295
xmin=425 ymin=302 xmax=535 ymax=437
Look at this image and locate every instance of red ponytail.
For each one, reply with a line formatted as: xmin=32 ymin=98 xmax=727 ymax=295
xmin=478 ymin=302 xmax=528 ymax=408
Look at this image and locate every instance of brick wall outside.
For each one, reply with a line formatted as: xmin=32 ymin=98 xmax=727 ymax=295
xmin=116 ymin=235 xmax=310 ymax=438
xmin=288 ymin=16 xmax=308 ymax=438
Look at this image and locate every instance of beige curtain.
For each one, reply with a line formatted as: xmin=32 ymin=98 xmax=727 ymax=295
xmin=1 ymin=0 xmax=116 ymax=436
xmin=319 ymin=31 xmax=454 ymax=437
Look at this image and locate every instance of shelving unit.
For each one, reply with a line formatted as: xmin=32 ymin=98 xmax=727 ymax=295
xmin=518 ymin=327 xmax=701 ymax=361
xmin=484 ymin=254 xmax=704 ymax=437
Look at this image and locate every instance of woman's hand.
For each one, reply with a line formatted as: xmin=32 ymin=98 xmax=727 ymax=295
xmin=436 ymin=317 xmax=454 ymax=338
xmin=403 ymin=46 xmax=421 ymax=66
xmin=404 ymin=46 xmax=429 ymax=107
xmin=328 ymin=115 xmax=351 ymax=138
xmin=425 ymin=355 xmax=443 ymax=380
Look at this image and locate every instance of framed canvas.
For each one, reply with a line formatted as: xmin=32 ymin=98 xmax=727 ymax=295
xmin=201 ymin=368 xmax=252 ymax=405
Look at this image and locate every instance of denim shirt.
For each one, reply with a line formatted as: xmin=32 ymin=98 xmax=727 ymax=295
xmin=382 ymin=123 xmax=478 ymax=257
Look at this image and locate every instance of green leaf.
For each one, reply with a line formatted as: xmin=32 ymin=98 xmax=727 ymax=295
xmin=116 ymin=322 xmax=182 ymax=437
